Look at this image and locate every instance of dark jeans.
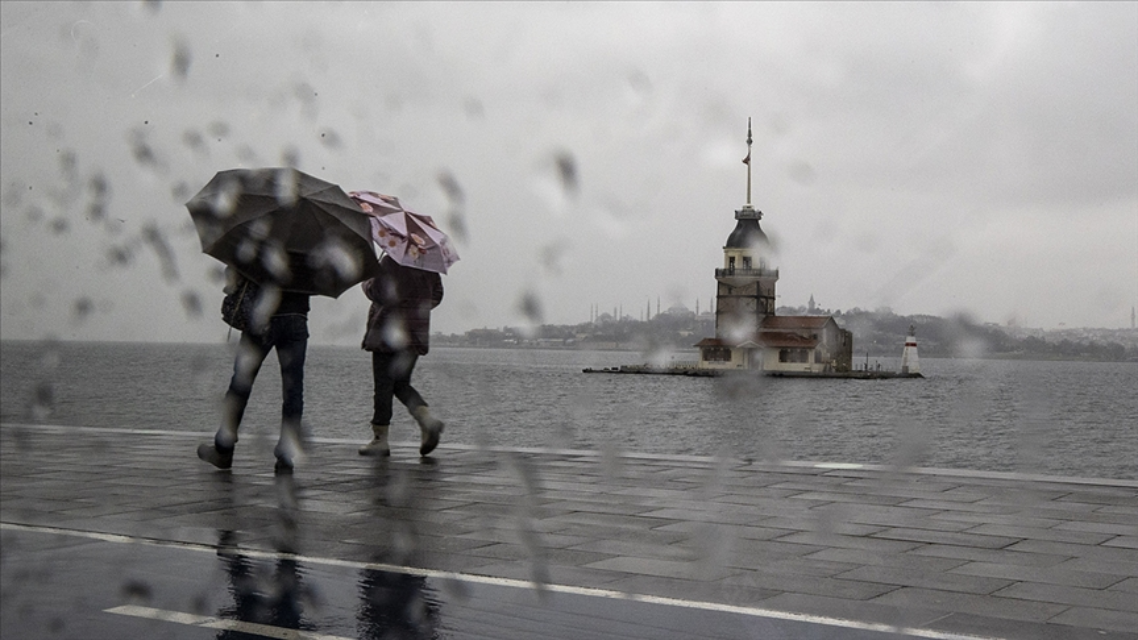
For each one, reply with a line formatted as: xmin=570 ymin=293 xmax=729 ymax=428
xmin=371 ymin=351 xmax=426 ymax=426
xmin=219 ymin=314 xmax=309 ymax=448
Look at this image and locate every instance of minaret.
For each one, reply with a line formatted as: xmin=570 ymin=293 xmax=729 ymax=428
xmin=901 ymin=324 xmax=920 ymax=375
xmin=714 ymin=118 xmax=779 ymax=343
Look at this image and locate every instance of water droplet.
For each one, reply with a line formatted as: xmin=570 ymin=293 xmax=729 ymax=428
xmin=73 ymin=297 xmax=94 ymax=321
xmin=280 ymin=146 xmax=300 ymax=168
xmin=182 ymin=129 xmax=205 ymax=152
xmin=437 ymin=171 xmax=464 ymax=206
xmin=318 ymin=129 xmax=341 ymax=148
xmin=121 ymin=580 xmax=153 ymax=603
xmin=170 ymin=38 xmax=191 ymax=81
xmin=273 ymin=168 xmax=298 ymax=206
xmin=516 ymin=290 xmax=543 ymax=326
xmin=554 ymin=151 xmax=578 ymax=196
xmin=87 ymin=202 xmax=106 ymax=222
xmin=181 ymin=290 xmax=202 ymax=318
xmin=142 ymin=223 xmax=180 ymax=282
xmin=29 ymin=381 xmax=54 ymax=421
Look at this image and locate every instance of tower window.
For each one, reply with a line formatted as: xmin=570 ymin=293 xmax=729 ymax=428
xmin=728 ymin=256 xmax=736 ymax=271
xmin=742 ymin=257 xmax=752 ymax=270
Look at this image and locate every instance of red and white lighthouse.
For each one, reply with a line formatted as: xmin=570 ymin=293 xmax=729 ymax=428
xmin=900 ymin=324 xmax=920 ymax=375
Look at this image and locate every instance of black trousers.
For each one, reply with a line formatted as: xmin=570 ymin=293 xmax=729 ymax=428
xmin=371 ymin=351 xmax=427 ymax=426
xmin=221 ymin=315 xmax=308 ymax=446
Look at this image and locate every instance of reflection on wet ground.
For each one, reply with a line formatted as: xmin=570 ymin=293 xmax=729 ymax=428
xmin=4 ymin=527 xmax=913 ymax=640
xmin=215 ymin=531 xmax=319 ymax=639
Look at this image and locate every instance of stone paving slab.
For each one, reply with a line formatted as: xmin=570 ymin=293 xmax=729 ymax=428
xmin=2 ymin=422 xmax=1137 ymax=640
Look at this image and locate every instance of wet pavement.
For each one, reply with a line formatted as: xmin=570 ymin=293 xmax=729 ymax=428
xmin=2 ymin=423 xmax=1136 ymax=640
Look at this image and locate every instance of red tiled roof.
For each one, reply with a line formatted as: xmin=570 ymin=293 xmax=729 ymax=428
xmin=757 ymin=331 xmax=818 ymax=348
xmin=699 ymin=315 xmax=839 ymax=350
xmin=698 ymin=334 xmax=818 ymax=348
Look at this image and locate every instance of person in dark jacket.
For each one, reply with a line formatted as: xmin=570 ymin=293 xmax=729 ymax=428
xmin=358 ymin=254 xmax=445 ymax=457
xmin=198 ymin=268 xmax=311 ymax=472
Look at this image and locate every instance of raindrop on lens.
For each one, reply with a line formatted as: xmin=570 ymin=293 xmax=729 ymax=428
xmin=281 ymin=146 xmax=300 ymax=168
xmin=181 ymin=290 xmax=203 ymax=317
xmin=29 ymin=381 xmax=54 ymax=421
xmin=517 ymin=291 xmax=543 ymax=324
xmin=382 ymin=318 xmax=410 ymax=351
xmin=318 ymin=129 xmax=341 ymax=148
xmin=170 ymin=181 xmax=191 ymax=203
xmin=440 ymin=577 xmax=471 ymax=602
xmin=142 ymin=223 xmax=180 ymax=282
xmin=107 ymin=245 xmax=132 ymax=266
xmin=73 ymin=297 xmax=94 ymax=321
xmin=554 ymin=151 xmax=578 ymax=196
xmin=437 ymin=171 xmax=464 ymax=205
xmin=183 ymin=129 xmax=205 ymax=152
xmin=170 ymin=38 xmax=192 ymax=81
xmin=309 ymin=239 xmax=360 ymax=279
xmin=263 ymin=246 xmax=292 ymax=284
xmin=121 ymin=580 xmax=153 ymax=603
xmin=87 ymin=202 xmax=106 ymax=222
xmin=274 ymin=169 xmax=298 ymax=206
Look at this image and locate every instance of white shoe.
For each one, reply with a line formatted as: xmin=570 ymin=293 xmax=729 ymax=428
xmin=358 ymin=423 xmax=390 ymax=457
xmin=412 ymin=407 xmax=444 ymax=456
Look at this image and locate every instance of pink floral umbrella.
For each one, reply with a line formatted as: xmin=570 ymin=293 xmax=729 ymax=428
xmin=348 ymin=190 xmax=460 ymax=274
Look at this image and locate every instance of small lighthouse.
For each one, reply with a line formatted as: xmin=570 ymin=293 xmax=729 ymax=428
xmin=900 ymin=324 xmax=920 ymax=375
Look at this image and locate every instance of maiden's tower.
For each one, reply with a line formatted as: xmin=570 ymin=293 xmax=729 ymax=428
xmin=695 ymin=120 xmax=854 ymax=374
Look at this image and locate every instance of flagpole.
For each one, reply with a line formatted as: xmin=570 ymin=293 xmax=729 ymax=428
xmin=745 ymin=117 xmax=753 ymax=207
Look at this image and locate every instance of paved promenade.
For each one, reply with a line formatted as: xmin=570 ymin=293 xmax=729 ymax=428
xmin=2 ymin=423 xmax=1136 ymax=639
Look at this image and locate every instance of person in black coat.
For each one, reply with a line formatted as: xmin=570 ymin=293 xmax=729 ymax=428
xmin=197 ymin=268 xmax=311 ymax=472
xmin=357 ymin=255 xmax=445 ymax=457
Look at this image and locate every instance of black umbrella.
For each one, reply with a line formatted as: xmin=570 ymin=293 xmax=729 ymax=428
xmin=186 ymin=168 xmax=380 ymax=297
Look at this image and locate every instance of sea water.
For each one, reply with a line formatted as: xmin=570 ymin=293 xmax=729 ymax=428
xmin=1 ymin=341 xmax=1135 ymax=479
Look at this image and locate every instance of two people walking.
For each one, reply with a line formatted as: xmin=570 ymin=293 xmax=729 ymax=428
xmin=193 ymin=178 xmax=452 ymax=473
xmin=197 ymin=255 xmax=447 ymax=471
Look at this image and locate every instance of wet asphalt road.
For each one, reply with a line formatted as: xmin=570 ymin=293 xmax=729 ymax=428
xmin=3 ymin=527 xmax=913 ymax=640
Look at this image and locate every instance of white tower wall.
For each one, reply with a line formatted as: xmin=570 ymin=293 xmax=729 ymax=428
xmin=901 ymin=327 xmax=920 ymax=375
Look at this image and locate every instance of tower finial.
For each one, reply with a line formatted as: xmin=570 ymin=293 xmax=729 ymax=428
xmin=742 ymin=117 xmax=753 ymax=207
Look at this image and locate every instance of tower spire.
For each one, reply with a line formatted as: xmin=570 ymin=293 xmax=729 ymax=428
xmin=743 ymin=117 xmax=753 ymax=207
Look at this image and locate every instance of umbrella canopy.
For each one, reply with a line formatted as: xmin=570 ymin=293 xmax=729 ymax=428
xmin=349 ymin=190 xmax=460 ymax=275
xmin=187 ymin=168 xmax=381 ymax=297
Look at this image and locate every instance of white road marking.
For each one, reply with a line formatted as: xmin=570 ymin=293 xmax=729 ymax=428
xmin=3 ymin=522 xmax=1003 ymax=640
xmin=105 ymin=605 xmax=352 ymax=640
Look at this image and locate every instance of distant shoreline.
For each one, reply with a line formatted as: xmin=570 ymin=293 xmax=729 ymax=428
xmin=2 ymin=339 xmax=1134 ymax=364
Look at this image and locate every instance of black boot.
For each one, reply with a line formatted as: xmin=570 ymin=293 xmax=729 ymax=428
xmin=197 ymin=442 xmax=234 ymax=470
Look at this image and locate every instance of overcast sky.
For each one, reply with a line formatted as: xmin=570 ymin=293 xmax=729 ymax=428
xmin=2 ymin=1 xmax=1136 ymax=344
